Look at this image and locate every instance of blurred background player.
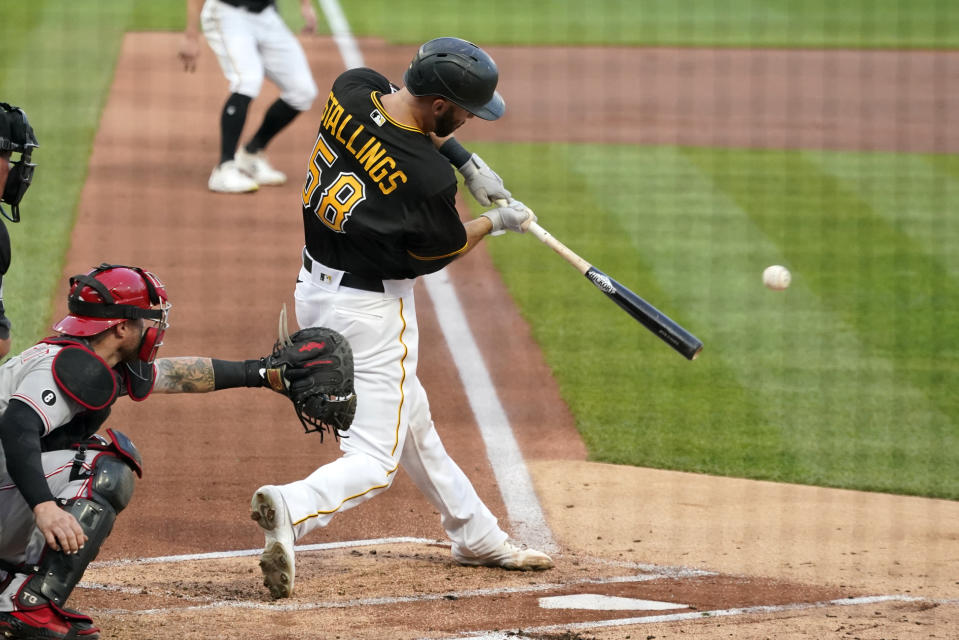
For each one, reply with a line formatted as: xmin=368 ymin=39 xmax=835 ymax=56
xmin=0 ymin=103 xmax=39 ymax=358
xmin=178 ymin=0 xmax=319 ymax=193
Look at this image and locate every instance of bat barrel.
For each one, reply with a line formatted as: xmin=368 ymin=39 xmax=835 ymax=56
xmin=586 ymin=268 xmax=703 ymax=360
xmin=519 ymin=213 xmax=703 ymax=361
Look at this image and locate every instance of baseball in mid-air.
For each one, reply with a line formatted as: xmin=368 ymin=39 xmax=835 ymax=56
xmin=762 ymin=265 xmax=791 ymax=290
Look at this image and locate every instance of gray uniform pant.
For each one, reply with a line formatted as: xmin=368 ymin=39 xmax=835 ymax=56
xmin=0 ymin=449 xmax=89 ymax=612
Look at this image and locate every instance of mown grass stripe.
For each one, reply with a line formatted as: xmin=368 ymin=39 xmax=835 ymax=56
xmin=334 ymin=0 xmax=959 ymax=48
xmin=683 ymin=146 xmax=958 ymax=497
xmin=473 ymin=143 xmax=781 ymax=479
xmin=809 ymin=152 xmax=959 ymax=279
xmin=471 ymin=141 xmax=957 ymax=497
xmin=577 ymin=144 xmax=905 ymax=487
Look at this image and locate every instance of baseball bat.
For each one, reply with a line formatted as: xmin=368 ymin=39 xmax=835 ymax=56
xmin=494 ymin=200 xmax=703 ymax=360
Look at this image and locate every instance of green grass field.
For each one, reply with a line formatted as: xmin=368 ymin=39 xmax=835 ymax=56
xmin=472 ymin=143 xmax=958 ymax=498
xmin=1 ymin=1 xmax=956 ymax=499
xmin=332 ymin=0 xmax=959 ymax=49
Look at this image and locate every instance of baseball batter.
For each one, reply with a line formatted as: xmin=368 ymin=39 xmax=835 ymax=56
xmin=250 ymin=37 xmax=550 ymax=600
xmin=0 ymin=264 xmax=353 ymax=639
xmin=179 ymin=0 xmax=318 ymax=193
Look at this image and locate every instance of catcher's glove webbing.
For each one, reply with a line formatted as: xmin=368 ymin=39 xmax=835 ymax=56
xmin=261 ymin=315 xmax=356 ymax=440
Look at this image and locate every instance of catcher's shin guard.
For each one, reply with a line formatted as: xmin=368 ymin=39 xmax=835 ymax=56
xmin=18 ymin=453 xmax=137 ymax=609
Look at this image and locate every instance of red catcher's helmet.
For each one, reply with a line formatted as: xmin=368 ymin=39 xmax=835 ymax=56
xmin=53 ymin=263 xmax=171 ymax=362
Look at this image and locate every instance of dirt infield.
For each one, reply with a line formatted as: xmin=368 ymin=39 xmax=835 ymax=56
xmin=61 ymin=34 xmax=958 ymax=638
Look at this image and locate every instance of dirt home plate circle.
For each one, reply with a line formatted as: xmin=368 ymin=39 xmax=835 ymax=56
xmin=762 ymin=265 xmax=791 ymax=290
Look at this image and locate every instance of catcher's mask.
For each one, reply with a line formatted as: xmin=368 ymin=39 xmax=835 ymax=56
xmin=0 ymin=102 xmax=38 ymax=223
xmin=403 ymin=37 xmax=504 ymax=121
xmin=54 ymin=263 xmax=171 ymax=363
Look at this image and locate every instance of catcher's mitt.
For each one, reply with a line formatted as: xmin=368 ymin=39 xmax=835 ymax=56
xmin=261 ymin=307 xmax=356 ymax=440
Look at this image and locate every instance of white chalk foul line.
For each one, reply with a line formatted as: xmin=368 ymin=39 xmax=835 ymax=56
xmin=316 ymin=0 xmax=363 ymax=69
xmin=423 ymin=270 xmax=557 ymax=552
xmin=431 ymin=594 xmax=959 ymax=640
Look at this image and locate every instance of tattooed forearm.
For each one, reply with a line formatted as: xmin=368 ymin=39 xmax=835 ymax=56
xmin=154 ymin=357 xmax=216 ymax=393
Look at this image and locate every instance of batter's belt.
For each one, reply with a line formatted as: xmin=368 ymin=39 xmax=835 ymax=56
xmin=218 ymin=0 xmax=271 ymax=13
xmin=302 ymin=250 xmax=385 ymax=293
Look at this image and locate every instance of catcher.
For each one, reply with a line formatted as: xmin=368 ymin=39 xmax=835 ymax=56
xmin=0 ymin=263 xmax=353 ymax=640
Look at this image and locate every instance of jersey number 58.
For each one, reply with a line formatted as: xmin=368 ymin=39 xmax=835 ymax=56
xmin=302 ymin=133 xmax=366 ymax=233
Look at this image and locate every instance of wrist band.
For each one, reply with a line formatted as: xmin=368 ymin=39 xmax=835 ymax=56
xmin=438 ymin=138 xmax=472 ymax=168
xmin=212 ymin=359 xmax=263 ymax=389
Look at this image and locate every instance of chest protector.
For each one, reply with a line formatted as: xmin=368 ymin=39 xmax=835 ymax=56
xmin=44 ymin=337 xmax=155 ymax=409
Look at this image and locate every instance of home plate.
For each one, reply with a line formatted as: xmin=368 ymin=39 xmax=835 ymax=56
xmin=539 ymin=594 xmax=689 ymax=611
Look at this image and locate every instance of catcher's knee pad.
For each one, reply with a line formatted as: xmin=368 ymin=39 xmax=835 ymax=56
xmin=89 ymin=452 xmax=137 ymax=513
xmin=16 ymin=453 xmax=137 ymax=609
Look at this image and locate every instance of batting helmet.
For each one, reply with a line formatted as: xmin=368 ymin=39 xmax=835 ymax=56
xmin=403 ymin=37 xmax=505 ymax=121
xmin=54 ymin=263 xmax=171 ymax=362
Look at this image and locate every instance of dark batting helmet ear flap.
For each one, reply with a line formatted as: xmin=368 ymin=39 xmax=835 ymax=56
xmin=403 ymin=37 xmax=505 ymax=121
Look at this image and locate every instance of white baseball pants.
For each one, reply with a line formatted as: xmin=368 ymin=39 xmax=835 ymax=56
xmin=277 ymin=256 xmax=508 ymax=557
xmin=201 ymin=0 xmax=317 ymax=111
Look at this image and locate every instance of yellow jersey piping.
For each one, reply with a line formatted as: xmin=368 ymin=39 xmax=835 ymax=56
xmin=408 ymin=240 xmax=469 ymax=261
xmin=371 ymin=92 xmax=424 ymax=134
xmin=391 ymin=297 xmax=409 ymax=457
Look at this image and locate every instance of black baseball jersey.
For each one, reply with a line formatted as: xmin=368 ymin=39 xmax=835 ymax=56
xmin=301 ymin=67 xmax=467 ymax=280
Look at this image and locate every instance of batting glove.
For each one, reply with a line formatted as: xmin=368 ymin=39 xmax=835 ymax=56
xmin=482 ymin=199 xmax=537 ymax=235
xmin=459 ymin=154 xmax=511 ymax=206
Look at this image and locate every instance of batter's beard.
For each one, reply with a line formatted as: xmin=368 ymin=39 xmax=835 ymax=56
xmin=433 ymin=109 xmax=461 ymax=137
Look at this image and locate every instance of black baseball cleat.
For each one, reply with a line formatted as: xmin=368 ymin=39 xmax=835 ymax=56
xmin=0 ymin=604 xmax=100 ymax=639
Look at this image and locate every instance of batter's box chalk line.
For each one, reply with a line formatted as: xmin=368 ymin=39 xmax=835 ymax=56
xmin=428 ymin=595 xmax=959 ymax=640
xmin=80 ymin=537 xmax=718 ymax=616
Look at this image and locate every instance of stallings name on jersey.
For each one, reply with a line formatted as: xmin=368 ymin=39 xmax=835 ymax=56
xmin=318 ymin=91 xmax=408 ymax=196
